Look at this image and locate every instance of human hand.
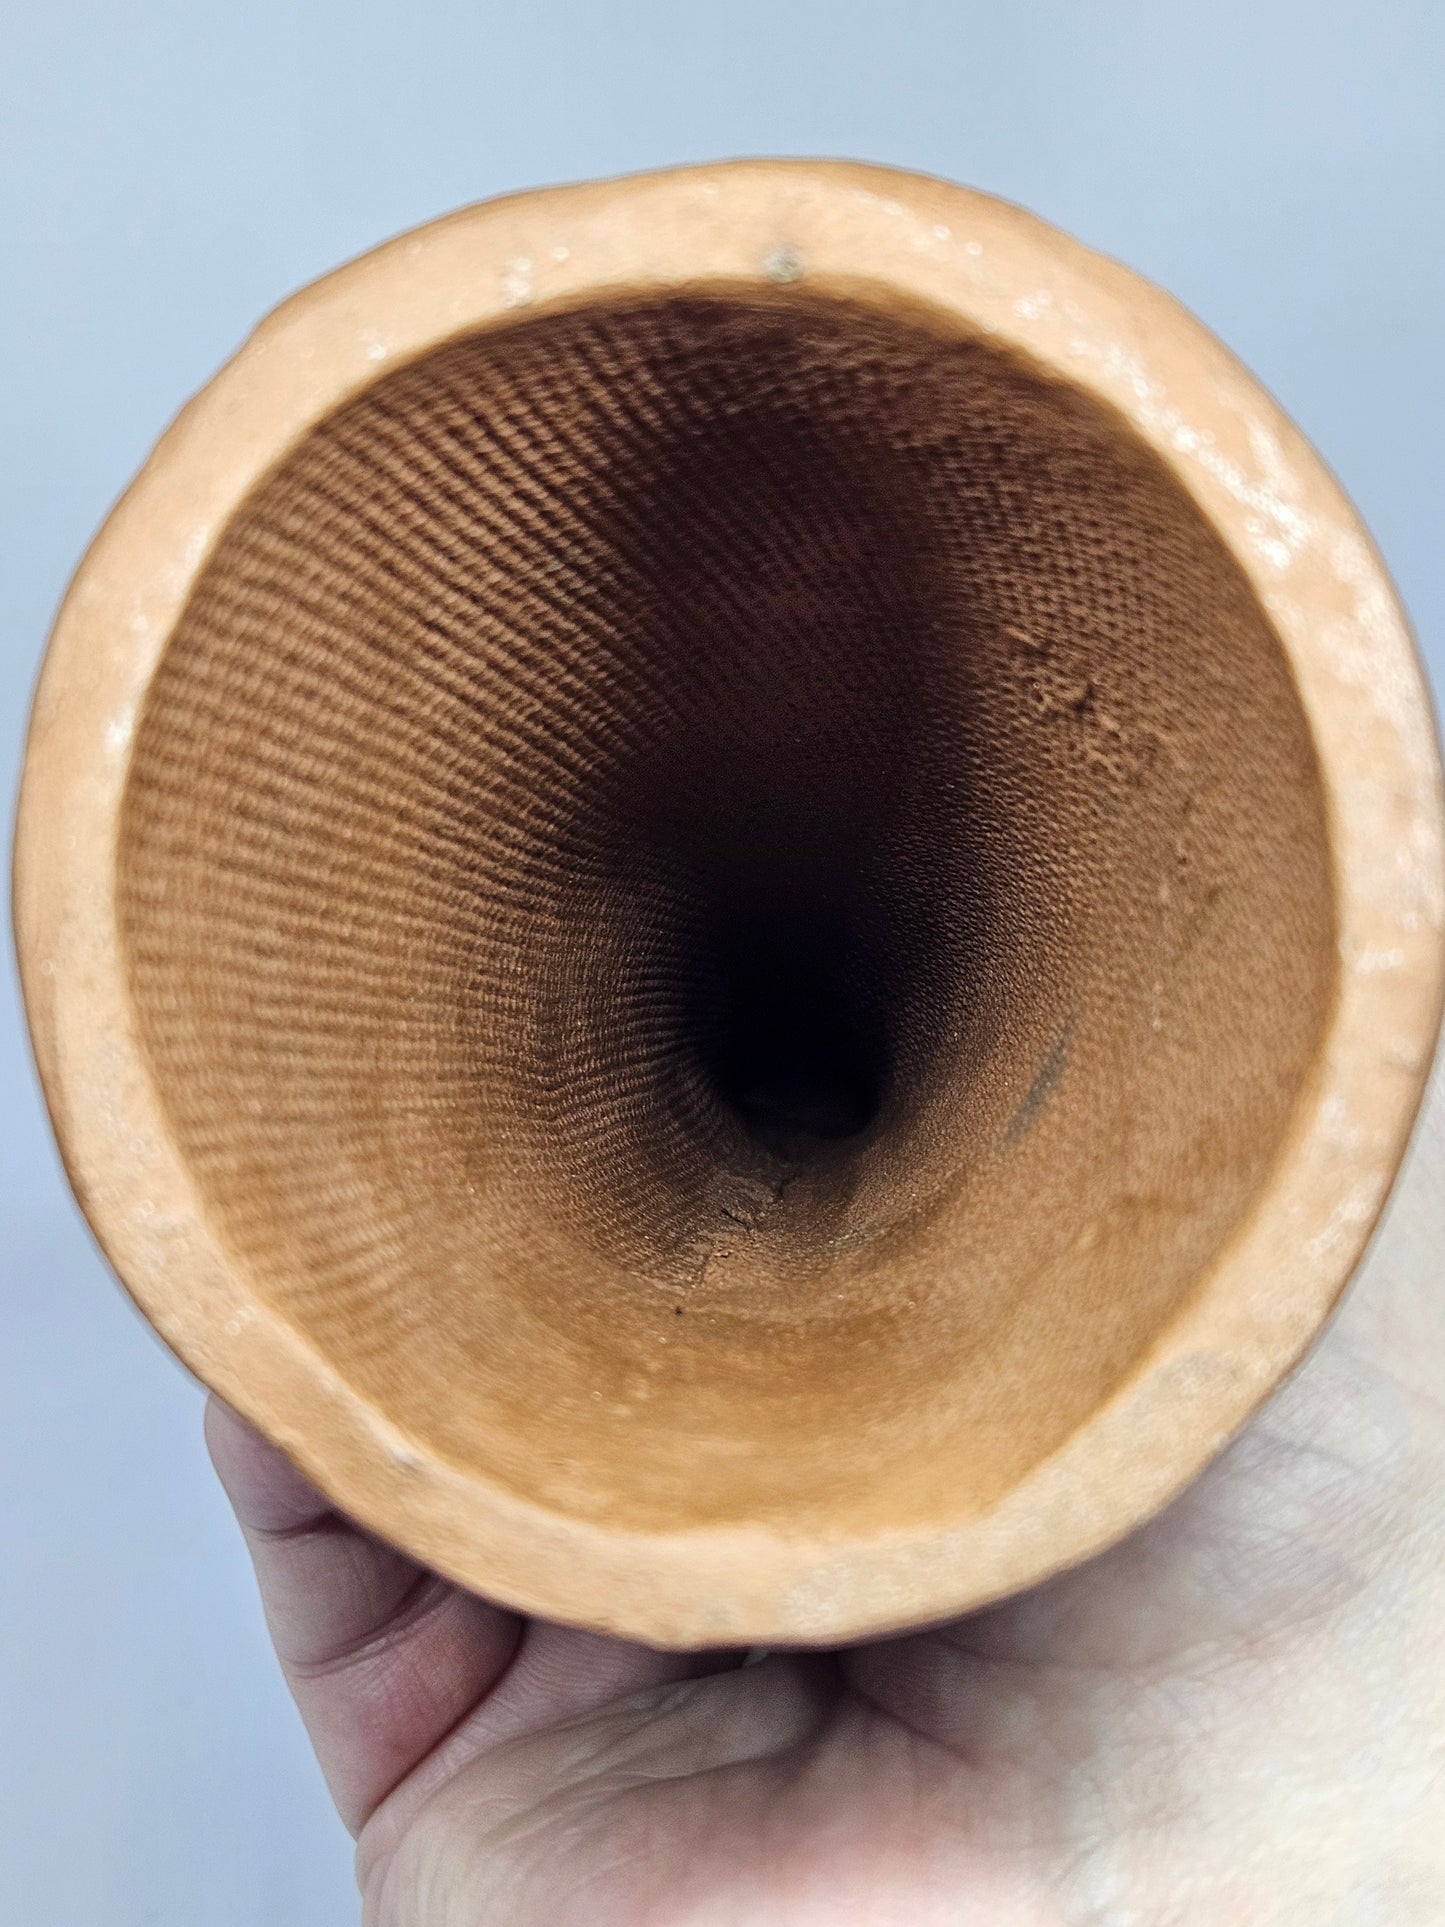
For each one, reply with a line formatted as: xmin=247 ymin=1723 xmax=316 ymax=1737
xmin=207 ymin=1061 xmax=1445 ymax=1926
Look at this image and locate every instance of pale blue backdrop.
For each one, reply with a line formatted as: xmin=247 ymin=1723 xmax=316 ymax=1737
xmin=3 ymin=3 xmax=1442 ymax=1921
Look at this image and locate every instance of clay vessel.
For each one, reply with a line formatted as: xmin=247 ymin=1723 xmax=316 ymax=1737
xmin=14 ymin=161 xmax=1445 ymax=1647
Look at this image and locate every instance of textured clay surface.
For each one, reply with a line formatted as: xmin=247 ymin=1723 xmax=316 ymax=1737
xmin=118 ymin=288 xmax=1336 ymax=1540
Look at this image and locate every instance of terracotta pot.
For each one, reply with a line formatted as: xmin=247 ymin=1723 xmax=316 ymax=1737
xmin=15 ymin=161 xmax=1444 ymax=1647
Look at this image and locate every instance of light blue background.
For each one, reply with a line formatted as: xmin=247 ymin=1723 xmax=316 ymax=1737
xmin=3 ymin=4 xmax=1442 ymax=1921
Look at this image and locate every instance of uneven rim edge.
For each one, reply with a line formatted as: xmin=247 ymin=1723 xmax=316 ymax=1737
xmin=13 ymin=157 xmax=1445 ymax=1646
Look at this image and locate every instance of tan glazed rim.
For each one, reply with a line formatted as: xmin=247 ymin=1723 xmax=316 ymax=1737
xmin=14 ymin=159 xmax=1445 ymax=1647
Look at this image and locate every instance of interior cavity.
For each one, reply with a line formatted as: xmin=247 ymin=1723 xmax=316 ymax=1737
xmin=118 ymin=289 xmax=1335 ymax=1535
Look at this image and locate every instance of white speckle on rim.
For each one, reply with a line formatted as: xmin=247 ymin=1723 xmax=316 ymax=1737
xmin=763 ymin=243 xmax=803 ymax=283
xmin=1065 ymin=335 xmax=1313 ymax=574
xmin=1014 ymin=291 xmax=1052 ymax=320
xmin=1325 ymin=533 xmax=1439 ymax=756
xmin=500 ymin=256 xmax=534 ymax=307
xmin=965 ymin=240 xmax=983 ymax=257
xmin=933 ymin=223 xmax=950 ymax=240
xmin=551 ymin=244 xmax=570 ymax=262
xmin=1318 ymin=1093 xmax=1366 ymax=1154
xmin=1303 ymin=1187 xmax=1375 ymax=1261
xmin=105 ymin=713 xmax=133 ymax=755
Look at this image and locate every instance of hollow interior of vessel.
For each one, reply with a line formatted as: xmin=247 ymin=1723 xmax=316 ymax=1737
xmin=117 ymin=288 xmax=1336 ymax=1534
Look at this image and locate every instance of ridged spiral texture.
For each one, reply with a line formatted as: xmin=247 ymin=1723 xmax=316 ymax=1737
xmin=118 ymin=290 xmax=1334 ymax=1535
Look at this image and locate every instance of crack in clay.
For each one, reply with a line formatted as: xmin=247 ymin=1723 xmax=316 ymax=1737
xmin=691 ymin=1166 xmax=795 ymax=1290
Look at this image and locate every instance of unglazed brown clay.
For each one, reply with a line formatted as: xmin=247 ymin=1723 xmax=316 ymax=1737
xmin=14 ymin=161 xmax=1445 ymax=1647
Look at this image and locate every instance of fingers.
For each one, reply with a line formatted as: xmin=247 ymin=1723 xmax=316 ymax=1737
xmin=206 ymin=1397 xmax=522 ymax=1833
xmin=479 ymin=1620 xmax=749 ymax=1743
xmin=361 ymin=1655 xmax=842 ymax=1927
xmin=360 ymin=1614 xmax=750 ymax=1870
xmin=208 ymin=1397 xmax=751 ymax=1870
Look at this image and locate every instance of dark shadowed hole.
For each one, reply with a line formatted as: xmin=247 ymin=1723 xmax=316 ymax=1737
xmin=112 ymin=284 xmax=1340 ymax=1544
xmin=691 ymin=907 xmax=889 ymax=1160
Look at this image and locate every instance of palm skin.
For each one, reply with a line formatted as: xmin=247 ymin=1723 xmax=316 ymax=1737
xmin=207 ymin=1066 xmax=1445 ymax=1926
